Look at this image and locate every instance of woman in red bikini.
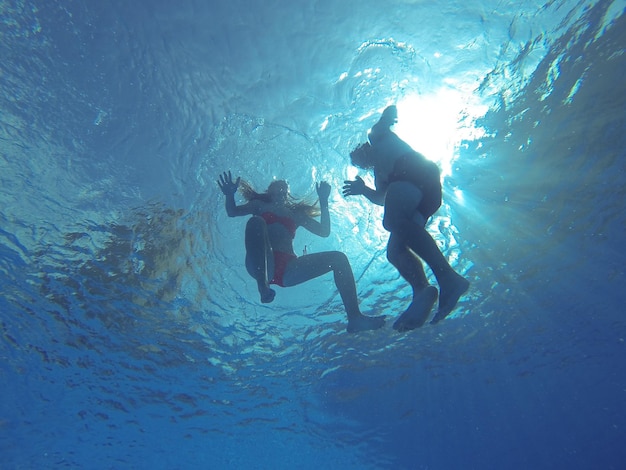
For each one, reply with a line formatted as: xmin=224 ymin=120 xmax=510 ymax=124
xmin=217 ymin=171 xmax=385 ymax=333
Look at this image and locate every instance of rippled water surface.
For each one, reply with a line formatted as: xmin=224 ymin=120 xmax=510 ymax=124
xmin=1 ymin=1 xmax=625 ymax=468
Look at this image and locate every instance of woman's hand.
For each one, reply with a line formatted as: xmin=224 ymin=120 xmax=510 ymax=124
xmin=316 ymin=181 xmax=331 ymax=204
xmin=342 ymin=176 xmax=365 ymax=197
xmin=218 ymin=171 xmax=240 ymax=195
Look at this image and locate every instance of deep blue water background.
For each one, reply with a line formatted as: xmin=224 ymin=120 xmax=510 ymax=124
xmin=1 ymin=1 xmax=625 ymax=469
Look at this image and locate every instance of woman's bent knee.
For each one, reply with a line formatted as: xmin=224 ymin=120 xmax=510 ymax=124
xmin=326 ymin=251 xmax=350 ymax=270
xmin=329 ymin=250 xmax=348 ymax=262
xmin=246 ymin=215 xmax=266 ymax=229
xmin=245 ymin=215 xmax=267 ymax=237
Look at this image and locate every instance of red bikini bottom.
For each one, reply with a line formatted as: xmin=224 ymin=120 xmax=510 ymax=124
xmin=270 ymin=251 xmax=297 ymax=287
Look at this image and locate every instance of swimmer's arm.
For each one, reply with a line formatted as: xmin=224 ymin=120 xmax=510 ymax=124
xmin=318 ymin=197 xmax=331 ymax=237
xmin=218 ymin=171 xmax=257 ymax=217
xmin=369 ymin=105 xmax=397 ymax=145
xmin=361 ymin=184 xmax=386 ymax=206
xmin=342 ymin=177 xmax=385 ymax=205
xmin=299 ymin=185 xmax=331 ymax=237
xmin=362 ymin=173 xmax=387 ymax=206
xmin=224 ymin=197 xmax=258 ymax=217
xmin=368 ymin=122 xmax=388 ymax=146
xmin=299 ymin=207 xmax=330 ymax=238
xmin=317 ymin=182 xmax=331 ymax=236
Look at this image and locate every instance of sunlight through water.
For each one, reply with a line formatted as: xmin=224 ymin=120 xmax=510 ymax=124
xmin=1 ymin=0 xmax=625 ymax=468
xmin=394 ymin=90 xmax=489 ymax=177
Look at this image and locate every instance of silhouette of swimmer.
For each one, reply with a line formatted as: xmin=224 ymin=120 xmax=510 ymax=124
xmin=343 ymin=105 xmax=469 ymax=330
xmin=218 ymin=171 xmax=385 ymax=333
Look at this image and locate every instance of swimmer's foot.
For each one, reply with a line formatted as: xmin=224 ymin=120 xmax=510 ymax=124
xmin=347 ymin=314 xmax=386 ymax=333
xmin=393 ymin=285 xmax=438 ymax=332
xmin=431 ymin=274 xmax=469 ymax=324
xmin=260 ymin=287 xmax=276 ymax=304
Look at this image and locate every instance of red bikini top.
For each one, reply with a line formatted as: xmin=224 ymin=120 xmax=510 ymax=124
xmin=261 ymin=212 xmax=297 ymax=239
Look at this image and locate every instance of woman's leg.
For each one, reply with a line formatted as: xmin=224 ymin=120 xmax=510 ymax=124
xmin=245 ymin=216 xmax=276 ymax=303
xmin=281 ymin=251 xmax=385 ymax=332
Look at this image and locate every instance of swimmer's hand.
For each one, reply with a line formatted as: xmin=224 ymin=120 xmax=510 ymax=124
xmin=218 ymin=171 xmax=240 ymax=195
xmin=342 ymin=176 xmax=365 ymax=197
xmin=316 ymin=181 xmax=331 ymax=204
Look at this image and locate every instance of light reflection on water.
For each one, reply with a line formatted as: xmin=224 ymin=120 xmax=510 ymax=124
xmin=1 ymin=1 xmax=625 ymax=468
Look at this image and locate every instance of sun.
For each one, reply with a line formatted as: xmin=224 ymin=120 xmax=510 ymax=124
xmin=393 ymin=89 xmax=488 ymax=178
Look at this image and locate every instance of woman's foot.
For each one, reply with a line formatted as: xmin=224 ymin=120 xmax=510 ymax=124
xmin=259 ymin=286 xmax=276 ymax=304
xmin=347 ymin=313 xmax=386 ymax=333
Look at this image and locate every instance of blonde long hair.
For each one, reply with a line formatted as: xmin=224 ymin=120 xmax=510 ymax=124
xmin=239 ymin=179 xmax=320 ymax=217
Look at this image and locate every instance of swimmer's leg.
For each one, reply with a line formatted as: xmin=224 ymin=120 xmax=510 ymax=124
xmin=385 ymin=186 xmax=440 ymax=324
xmin=384 ymin=181 xmax=468 ymax=321
xmin=430 ymin=275 xmax=469 ymax=324
xmin=393 ymin=285 xmax=438 ymax=332
xmin=402 ymin=225 xmax=469 ymax=322
xmin=387 ymin=233 xmax=439 ymax=329
xmin=387 ymin=232 xmax=429 ymax=296
xmin=346 ymin=313 xmax=387 ymax=334
xmin=282 ymin=251 xmax=385 ymax=332
xmin=245 ymin=216 xmax=276 ymax=303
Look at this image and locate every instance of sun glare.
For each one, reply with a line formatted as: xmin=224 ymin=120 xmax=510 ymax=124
xmin=393 ymin=90 xmax=487 ymax=177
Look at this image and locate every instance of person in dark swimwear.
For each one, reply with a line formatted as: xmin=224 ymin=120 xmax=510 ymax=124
xmin=218 ymin=171 xmax=385 ymax=333
xmin=343 ymin=105 xmax=469 ymax=330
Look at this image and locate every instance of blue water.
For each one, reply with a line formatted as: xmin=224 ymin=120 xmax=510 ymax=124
xmin=2 ymin=0 xmax=625 ymax=468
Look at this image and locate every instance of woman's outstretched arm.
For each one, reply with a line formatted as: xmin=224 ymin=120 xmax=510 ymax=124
xmin=217 ymin=171 xmax=255 ymax=217
xmin=299 ymin=181 xmax=331 ymax=237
